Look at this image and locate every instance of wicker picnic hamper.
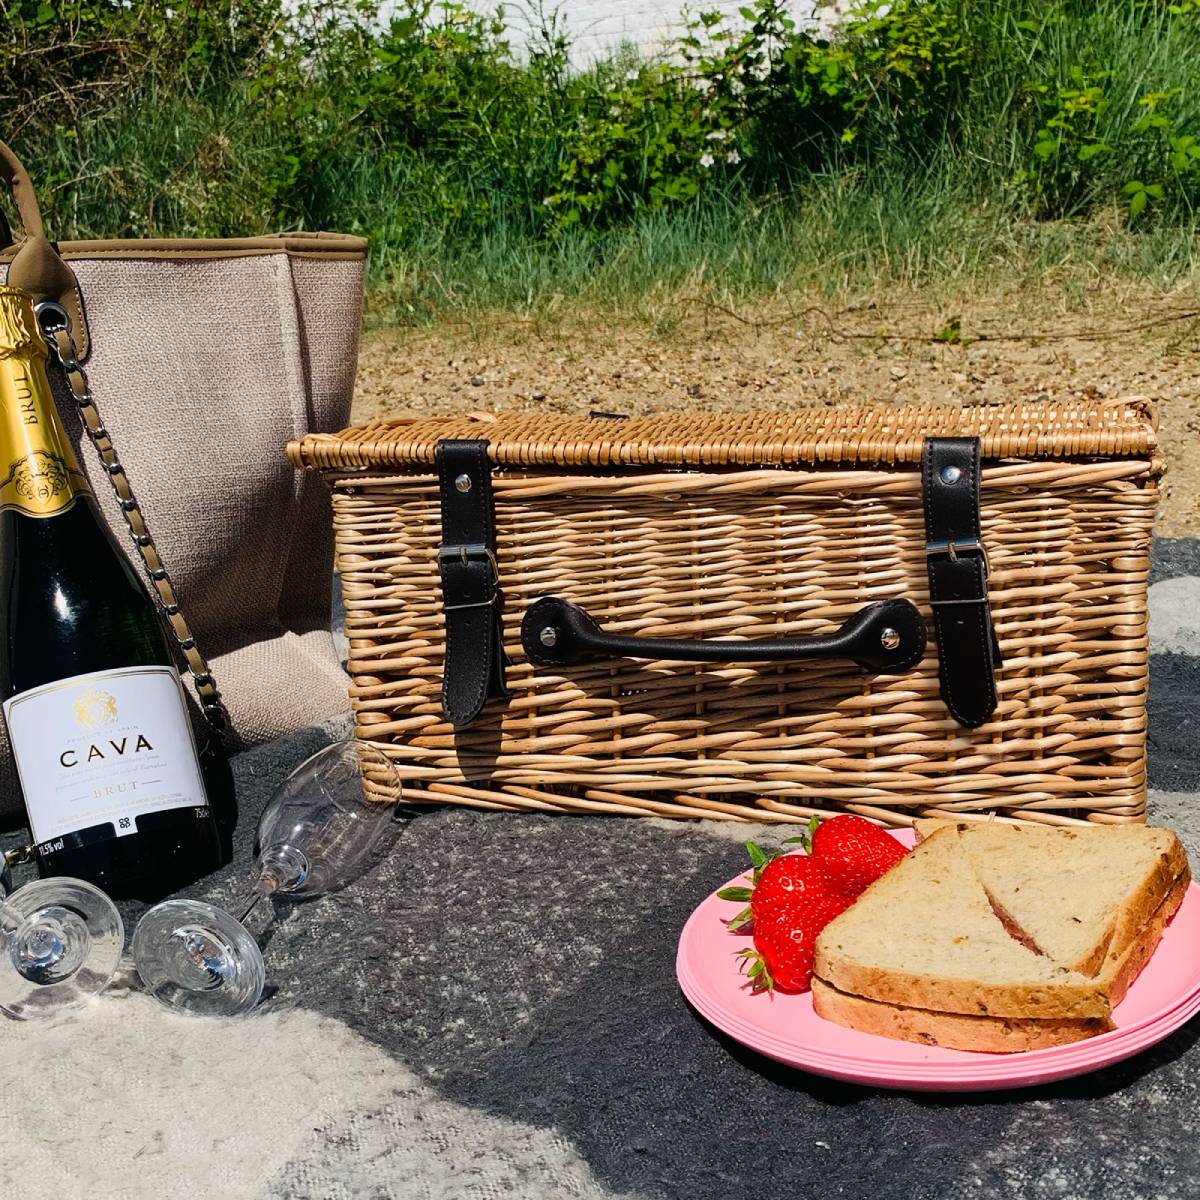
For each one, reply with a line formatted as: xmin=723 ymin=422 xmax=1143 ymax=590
xmin=289 ymin=400 xmax=1162 ymax=828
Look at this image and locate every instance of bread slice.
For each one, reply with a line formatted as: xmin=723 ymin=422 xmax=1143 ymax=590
xmin=812 ymin=827 xmax=1111 ymax=1019
xmin=1103 ymin=868 xmax=1190 ymax=1006
xmin=811 ymin=868 xmax=1189 ymax=1051
xmin=936 ymin=822 xmax=1186 ymax=976
xmin=811 ymin=977 xmax=1110 ymax=1052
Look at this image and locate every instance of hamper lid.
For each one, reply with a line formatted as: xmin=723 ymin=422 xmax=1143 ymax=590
xmin=289 ymin=400 xmax=1157 ymax=471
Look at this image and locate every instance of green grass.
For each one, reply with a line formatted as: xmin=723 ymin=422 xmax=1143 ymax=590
xmin=365 ymin=178 xmax=1200 ymax=327
xmin=7 ymin=0 xmax=1200 ymax=326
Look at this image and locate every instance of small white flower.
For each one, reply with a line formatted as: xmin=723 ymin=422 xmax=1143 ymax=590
xmin=609 ymin=105 xmax=621 ymax=116
xmin=750 ymin=59 xmax=771 ymax=79
xmin=726 ymin=149 xmax=742 ymax=164
xmin=543 ymin=197 xmax=553 ymax=206
xmin=625 ymin=69 xmax=639 ymax=81
xmin=699 ymin=152 xmax=715 ymax=168
xmin=165 ymin=5 xmax=175 ymax=14
xmin=730 ymin=78 xmax=745 ymax=96
xmin=691 ymin=77 xmax=708 ymax=91
xmin=706 ymin=129 xmax=729 ymax=141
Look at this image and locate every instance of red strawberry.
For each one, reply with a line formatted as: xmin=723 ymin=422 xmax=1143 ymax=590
xmin=811 ymin=814 xmax=908 ymax=899
xmin=716 ymin=837 xmax=851 ymax=994
xmin=750 ymin=852 xmax=833 ymax=926
xmin=716 ymin=838 xmax=827 ymax=933
xmin=739 ymin=891 xmax=850 ymax=993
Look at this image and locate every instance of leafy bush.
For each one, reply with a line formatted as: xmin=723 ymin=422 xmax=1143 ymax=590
xmin=3 ymin=0 xmax=1200 ymax=303
xmin=1 ymin=0 xmax=289 ymax=135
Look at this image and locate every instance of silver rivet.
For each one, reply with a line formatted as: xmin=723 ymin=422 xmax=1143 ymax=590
xmin=939 ymin=465 xmax=962 ymax=485
xmin=539 ymin=626 xmax=558 ymax=647
xmin=455 ymin=474 xmax=472 ymax=493
xmin=880 ymin=627 xmax=901 ymax=650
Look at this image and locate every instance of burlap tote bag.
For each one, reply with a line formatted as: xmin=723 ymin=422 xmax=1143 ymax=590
xmin=0 ymin=138 xmax=366 ymax=825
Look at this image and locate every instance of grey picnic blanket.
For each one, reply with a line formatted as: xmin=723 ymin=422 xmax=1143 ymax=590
xmin=2 ymin=539 xmax=1199 ymax=1200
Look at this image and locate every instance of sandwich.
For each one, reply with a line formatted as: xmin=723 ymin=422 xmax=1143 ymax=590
xmin=811 ymin=822 xmax=1189 ymax=1052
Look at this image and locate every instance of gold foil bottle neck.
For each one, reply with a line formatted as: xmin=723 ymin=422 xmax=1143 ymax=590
xmin=0 ymin=283 xmax=89 ymax=516
xmin=0 ymin=286 xmax=46 ymax=361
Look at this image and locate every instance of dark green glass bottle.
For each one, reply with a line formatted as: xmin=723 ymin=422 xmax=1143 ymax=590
xmin=0 ymin=285 xmax=222 ymax=900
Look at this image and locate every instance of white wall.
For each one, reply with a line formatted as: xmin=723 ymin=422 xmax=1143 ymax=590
xmin=379 ymin=1 xmax=844 ymax=65
xmin=508 ymin=1 xmax=831 ymax=63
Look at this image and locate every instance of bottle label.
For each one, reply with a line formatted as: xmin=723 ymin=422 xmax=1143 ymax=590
xmin=3 ymin=665 xmax=208 ymax=845
xmin=0 ymin=355 xmax=90 ymax=518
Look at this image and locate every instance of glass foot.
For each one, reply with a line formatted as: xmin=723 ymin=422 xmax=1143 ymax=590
xmin=132 ymin=900 xmax=265 ymax=1017
xmin=0 ymin=878 xmax=124 ymax=1020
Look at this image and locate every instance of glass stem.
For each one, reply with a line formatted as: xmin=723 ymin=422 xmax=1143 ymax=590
xmin=235 ymin=869 xmax=285 ymax=931
xmin=234 ymin=847 xmax=307 ymax=932
xmin=237 ymin=890 xmax=271 ymax=927
xmin=0 ymin=899 xmax=19 ymax=937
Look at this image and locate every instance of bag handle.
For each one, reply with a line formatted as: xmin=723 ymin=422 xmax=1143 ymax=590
xmin=0 ymin=138 xmax=90 ymax=357
xmin=0 ymin=139 xmax=46 ymax=239
xmin=522 ymin=596 xmax=926 ymax=674
xmin=34 ymin=302 xmax=229 ymax=738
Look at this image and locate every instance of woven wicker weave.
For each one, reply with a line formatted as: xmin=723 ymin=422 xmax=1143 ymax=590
xmin=290 ymin=400 xmax=1161 ymax=828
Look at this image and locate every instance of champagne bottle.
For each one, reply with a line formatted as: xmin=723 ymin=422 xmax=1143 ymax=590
xmin=0 ymin=285 xmax=222 ymax=900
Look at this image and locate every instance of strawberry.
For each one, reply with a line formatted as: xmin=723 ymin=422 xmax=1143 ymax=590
xmin=750 ymin=851 xmax=833 ymax=927
xmin=716 ymin=832 xmax=851 ymax=994
xmin=739 ymin=891 xmax=850 ymax=992
xmin=716 ymin=836 xmax=823 ymax=933
xmin=811 ymin=814 xmax=908 ymax=899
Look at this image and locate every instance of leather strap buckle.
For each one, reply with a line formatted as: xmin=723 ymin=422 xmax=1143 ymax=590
xmin=925 ymin=537 xmax=988 ymax=567
xmin=438 ymin=544 xmax=499 ymax=611
xmin=925 ymin=538 xmax=991 ymax=605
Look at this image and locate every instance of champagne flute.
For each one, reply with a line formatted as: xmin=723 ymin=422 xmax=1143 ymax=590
xmin=0 ymin=869 xmax=124 ymax=1020
xmin=132 ymin=738 xmax=406 ymax=1017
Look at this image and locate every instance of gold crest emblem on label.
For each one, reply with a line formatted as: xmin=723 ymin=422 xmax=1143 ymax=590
xmin=5 ymin=450 xmax=71 ymax=505
xmin=74 ymin=689 xmax=119 ymax=729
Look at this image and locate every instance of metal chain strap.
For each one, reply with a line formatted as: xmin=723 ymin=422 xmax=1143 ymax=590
xmin=33 ymin=300 xmax=229 ymax=738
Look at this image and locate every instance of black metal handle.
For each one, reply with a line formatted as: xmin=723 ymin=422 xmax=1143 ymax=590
xmin=521 ymin=597 xmax=927 ymax=673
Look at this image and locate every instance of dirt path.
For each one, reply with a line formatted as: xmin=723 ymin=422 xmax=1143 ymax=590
xmin=354 ymin=299 xmax=1200 ymax=534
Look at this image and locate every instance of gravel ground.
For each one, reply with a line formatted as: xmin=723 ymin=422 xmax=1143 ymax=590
xmin=353 ymin=298 xmax=1200 ymax=534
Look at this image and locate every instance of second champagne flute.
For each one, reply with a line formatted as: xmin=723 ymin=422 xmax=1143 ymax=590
xmin=132 ymin=739 xmax=406 ymax=1017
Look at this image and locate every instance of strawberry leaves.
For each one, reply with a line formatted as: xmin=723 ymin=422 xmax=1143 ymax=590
xmin=736 ymin=947 xmax=775 ymax=994
xmin=715 ymin=886 xmax=754 ymax=902
xmin=781 ymin=815 xmax=820 ymax=856
xmin=745 ymin=840 xmax=770 ymax=883
xmin=717 ymin=884 xmax=755 ymax=932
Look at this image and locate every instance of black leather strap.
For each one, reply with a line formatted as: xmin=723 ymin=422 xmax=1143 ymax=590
xmin=922 ymin=437 xmax=1002 ymax=728
xmin=436 ymin=439 xmax=510 ymax=727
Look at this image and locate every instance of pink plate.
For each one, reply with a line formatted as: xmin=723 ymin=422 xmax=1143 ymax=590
xmin=677 ymin=829 xmax=1200 ymax=1091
